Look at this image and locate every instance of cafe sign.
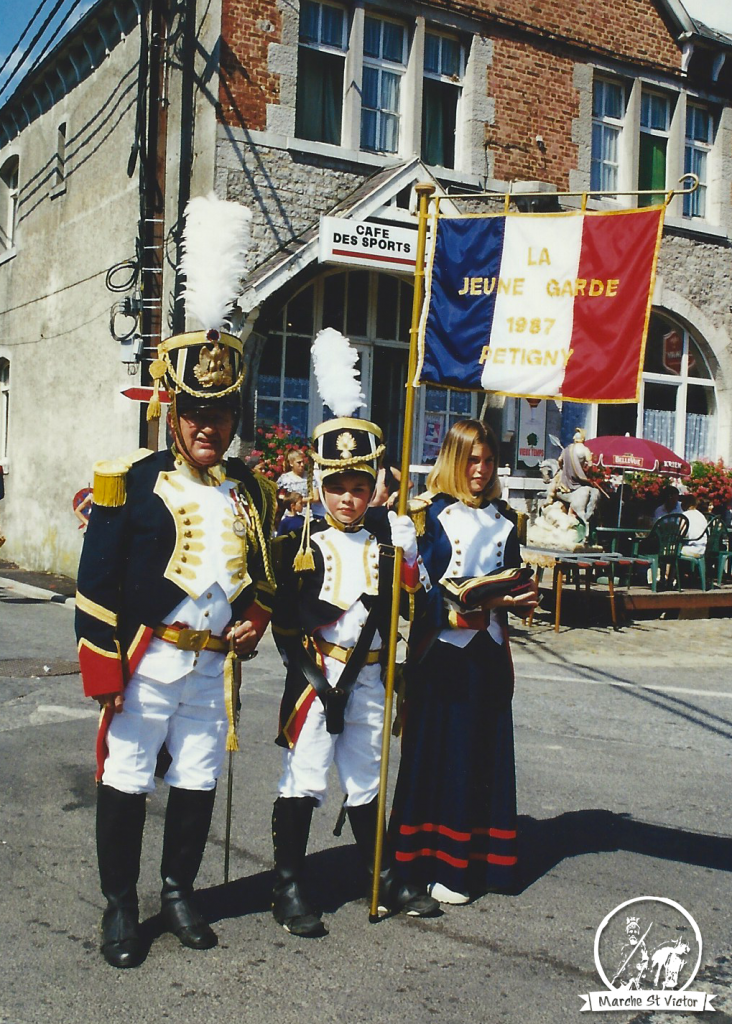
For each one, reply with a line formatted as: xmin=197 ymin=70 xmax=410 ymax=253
xmin=319 ymin=216 xmax=418 ymax=273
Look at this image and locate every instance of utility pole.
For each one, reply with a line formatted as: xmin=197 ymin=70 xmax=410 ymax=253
xmin=140 ymin=0 xmax=170 ymax=450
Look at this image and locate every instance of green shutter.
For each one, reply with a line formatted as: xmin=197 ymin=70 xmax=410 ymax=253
xmin=639 ymin=134 xmax=666 ymax=207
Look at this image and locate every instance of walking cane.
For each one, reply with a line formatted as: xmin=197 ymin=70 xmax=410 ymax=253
xmin=224 ymin=627 xmax=243 ymax=884
xmin=369 ymin=183 xmax=435 ymax=921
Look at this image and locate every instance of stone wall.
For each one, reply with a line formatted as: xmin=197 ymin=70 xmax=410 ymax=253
xmin=0 ymin=29 xmax=143 ymax=574
xmin=216 ymin=129 xmax=375 ymax=269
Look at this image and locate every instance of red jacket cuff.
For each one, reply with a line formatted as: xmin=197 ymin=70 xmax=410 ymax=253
xmin=401 ymin=559 xmax=421 ymax=592
xmin=78 ymin=639 xmax=124 ymax=697
xmin=241 ymin=599 xmax=272 ymax=640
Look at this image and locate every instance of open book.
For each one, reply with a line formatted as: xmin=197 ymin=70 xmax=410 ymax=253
xmin=441 ymin=567 xmax=534 ymax=608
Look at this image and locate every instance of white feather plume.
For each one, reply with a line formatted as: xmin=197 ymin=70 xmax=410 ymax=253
xmin=180 ymin=193 xmax=252 ymax=330
xmin=311 ymin=328 xmax=365 ymax=418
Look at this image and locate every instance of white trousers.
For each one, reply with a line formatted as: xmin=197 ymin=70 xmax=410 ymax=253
xmin=102 ymin=669 xmax=228 ymax=795
xmin=278 ymin=663 xmax=384 ymax=808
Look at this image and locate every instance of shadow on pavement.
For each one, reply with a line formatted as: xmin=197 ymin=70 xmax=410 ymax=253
xmin=516 ymin=808 xmax=732 ymax=893
xmin=200 ymin=843 xmax=372 ymax=923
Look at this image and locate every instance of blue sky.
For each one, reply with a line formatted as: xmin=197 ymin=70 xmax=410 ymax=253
xmin=0 ymin=0 xmax=95 ymax=99
xmin=683 ymin=0 xmax=732 ymax=33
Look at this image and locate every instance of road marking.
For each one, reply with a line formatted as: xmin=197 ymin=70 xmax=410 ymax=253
xmin=519 ymin=674 xmax=732 ymax=700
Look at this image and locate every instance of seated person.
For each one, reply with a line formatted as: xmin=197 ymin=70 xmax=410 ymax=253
xmin=680 ymin=494 xmax=708 ymax=557
xmin=653 ymin=485 xmax=682 ymax=521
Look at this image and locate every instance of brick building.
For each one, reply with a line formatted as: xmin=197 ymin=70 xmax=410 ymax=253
xmin=1 ymin=0 xmax=731 ymax=572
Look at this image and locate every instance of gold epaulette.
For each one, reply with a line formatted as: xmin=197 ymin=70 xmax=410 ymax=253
xmin=92 ymin=448 xmax=153 ymax=508
xmin=408 ymin=493 xmax=432 ymax=537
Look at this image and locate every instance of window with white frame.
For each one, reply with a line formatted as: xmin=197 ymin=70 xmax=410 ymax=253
xmin=295 ymin=0 xmax=348 ymax=145
xmin=639 ymin=90 xmax=672 ymax=206
xmin=684 ymin=104 xmax=713 ymax=219
xmin=421 ymin=387 xmax=474 ymax=462
xmin=256 ymin=286 xmax=313 ymax=437
xmin=421 ymin=31 xmax=464 ymax=169
xmin=0 ymin=157 xmax=19 ymax=250
xmin=361 ymin=15 xmax=407 ymax=154
xmin=591 ymin=78 xmax=625 ymax=192
xmin=0 ymin=358 xmax=9 ymax=462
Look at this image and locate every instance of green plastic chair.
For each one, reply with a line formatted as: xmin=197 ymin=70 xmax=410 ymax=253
xmin=633 ymin=513 xmax=689 ymax=591
xmin=679 ymin=516 xmax=732 ymax=589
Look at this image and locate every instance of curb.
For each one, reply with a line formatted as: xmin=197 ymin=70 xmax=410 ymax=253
xmin=0 ymin=575 xmax=76 ymax=606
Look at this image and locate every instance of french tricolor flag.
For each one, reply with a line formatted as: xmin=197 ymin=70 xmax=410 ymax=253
xmin=415 ymin=207 xmax=665 ymax=402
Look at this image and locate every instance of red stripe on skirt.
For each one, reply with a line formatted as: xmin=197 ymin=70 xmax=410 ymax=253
xmin=395 ymin=848 xmax=469 ymax=868
xmin=399 ymin=822 xmax=471 ymax=841
xmin=469 ymin=852 xmax=518 ymax=865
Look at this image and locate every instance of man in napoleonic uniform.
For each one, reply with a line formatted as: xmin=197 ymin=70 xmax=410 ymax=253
xmin=76 ymin=327 xmax=276 ymax=968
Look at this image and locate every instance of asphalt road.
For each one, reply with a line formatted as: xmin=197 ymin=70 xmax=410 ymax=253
xmin=1 ymin=581 xmax=730 ymax=1024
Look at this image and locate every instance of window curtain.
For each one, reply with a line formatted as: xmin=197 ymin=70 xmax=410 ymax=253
xmin=643 ymin=408 xmax=675 ymax=449
xmin=295 ymin=49 xmax=343 ymax=144
xmin=685 ymin=413 xmax=712 ymax=461
xmin=421 ymin=79 xmax=457 ymax=168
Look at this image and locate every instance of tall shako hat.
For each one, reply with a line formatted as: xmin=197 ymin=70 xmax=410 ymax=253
xmin=309 ymin=327 xmax=384 ymax=483
xmin=292 ymin=328 xmax=384 ymax=571
xmin=147 ymin=193 xmax=252 ymax=423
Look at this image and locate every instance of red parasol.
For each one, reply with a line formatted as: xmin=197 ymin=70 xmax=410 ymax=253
xmin=585 ymin=435 xmax=691 ymax=476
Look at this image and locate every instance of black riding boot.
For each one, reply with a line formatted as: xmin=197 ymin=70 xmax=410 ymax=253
xmin=347 ymin=799 xmax=439 ymax=918
xmin=160 ymin=786 xmax=218 ymax=950
xmin=96 ymin=783 xmax=147 ymax=968
xmin=271 ymin=797 xmax=326 ymax=937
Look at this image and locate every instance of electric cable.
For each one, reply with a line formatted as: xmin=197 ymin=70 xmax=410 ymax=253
xmin=0 ymin=0 xmax=51 ymax=83
xmin=0 ymin=0 xmax=68 ymax=100
xmin=105 ymin=259 xmax=139 ymax=293
xmin=0 ymin=0 xmax=87 ymax=102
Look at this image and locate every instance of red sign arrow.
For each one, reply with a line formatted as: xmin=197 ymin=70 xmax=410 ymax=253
xmin=121 ymin=387 xmax=171 ymax=403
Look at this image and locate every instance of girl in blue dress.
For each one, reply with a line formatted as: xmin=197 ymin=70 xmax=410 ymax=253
xmin=389 ymin=419 xmax=536 ymax=904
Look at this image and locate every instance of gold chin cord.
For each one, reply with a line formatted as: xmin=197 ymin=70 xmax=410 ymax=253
xmin=368 ymin=183 xmax=435 ymax=922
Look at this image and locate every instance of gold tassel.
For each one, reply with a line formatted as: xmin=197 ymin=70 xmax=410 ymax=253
xmin=147 ymin=358 xmax=167 ymax=423
xmin=293 ymin=547 xmax=315 ymax=573
xmin=293 ymin=458 xmax=315 ymax=572
xmin=147 ymin=380 xmax=161 ymax=422
xmin=224 ymin=650 xmax=239 ymax=752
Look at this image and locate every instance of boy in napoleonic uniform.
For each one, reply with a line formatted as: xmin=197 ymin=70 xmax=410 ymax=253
xmin=268 ymin=335 xmax=439 ymax=937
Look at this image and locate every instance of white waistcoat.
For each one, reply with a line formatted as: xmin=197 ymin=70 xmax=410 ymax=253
xmin=437 ymin=501 xmax=514 ymax=647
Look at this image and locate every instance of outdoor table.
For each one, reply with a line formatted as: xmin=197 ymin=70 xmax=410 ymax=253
xmin=595 ymin=526 xmax=650 ymax=553
xmin=522 ymin=547 xmax=652 ymax=630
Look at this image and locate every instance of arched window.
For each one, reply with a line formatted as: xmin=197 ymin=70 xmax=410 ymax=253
xmin=0 ymin=157 xmax=19 ymax=251
xmin=596 ymin=311 xmax=716 ymax=461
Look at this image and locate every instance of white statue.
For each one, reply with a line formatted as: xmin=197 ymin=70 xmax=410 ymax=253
xmin=528 ymin=429 xmax=601 ymax=550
